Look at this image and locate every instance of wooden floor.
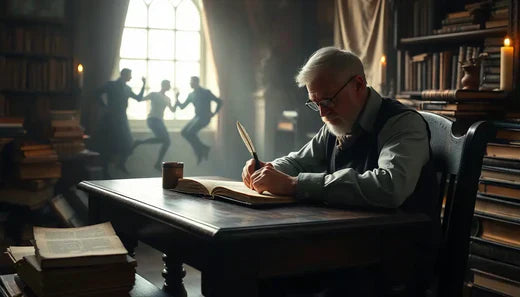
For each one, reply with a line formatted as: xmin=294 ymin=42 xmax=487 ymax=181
xmin=135 ymin=241 xmax=203 ymax=297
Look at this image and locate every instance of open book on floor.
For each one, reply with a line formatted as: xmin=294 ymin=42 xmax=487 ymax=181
xmin=172 ymin=177 xmax=295 ymax=206
xmin=33 ymin=222 xmax=128 ymax=269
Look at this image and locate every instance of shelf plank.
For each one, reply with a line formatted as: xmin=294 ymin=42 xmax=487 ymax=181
xmin=400 ymin=28 xmax=508 ymax=45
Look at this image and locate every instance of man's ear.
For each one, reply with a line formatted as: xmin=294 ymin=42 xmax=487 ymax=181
xmin=354 ymin=76 xmax=365 ymax=92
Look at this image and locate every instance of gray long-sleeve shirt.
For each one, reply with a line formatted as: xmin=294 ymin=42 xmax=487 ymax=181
xmin=272 ymin=87 xmax=430 ymax=209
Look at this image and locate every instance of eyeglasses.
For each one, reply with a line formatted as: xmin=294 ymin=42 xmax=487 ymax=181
xmin=305 ymin=75 xmax=358 ymax=112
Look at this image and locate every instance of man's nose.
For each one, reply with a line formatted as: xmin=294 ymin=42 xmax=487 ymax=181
xmin=319 ymin=105 xmax=331 ymax=117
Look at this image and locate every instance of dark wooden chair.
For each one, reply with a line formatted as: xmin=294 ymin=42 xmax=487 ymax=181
xmin=419 ymin=112 xmax=495 ymax=297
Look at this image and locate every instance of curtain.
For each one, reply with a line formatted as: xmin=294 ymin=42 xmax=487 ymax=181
xmin=334 ymin=0 xmax=387 ymax=94
xmin=201 ymin=0 xmax=257 ymax=178
xmin=73 ymin=0 xmax=129 ymax=134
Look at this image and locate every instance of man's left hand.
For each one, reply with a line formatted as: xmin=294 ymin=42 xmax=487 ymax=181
xmin=250 ymin=163 xmax=297 ymax=196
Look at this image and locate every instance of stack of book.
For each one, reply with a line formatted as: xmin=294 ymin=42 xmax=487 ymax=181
xmin=15 ymin=142 xmax=60 ymax=181
xmin=480 ymin=37 xmax=503 ymax=91
xmin=485 ymin=0 xmax=509 ymax=29
xmin=433 ymin=1 xmax=489 ymax=35
xmin=396 ymin=89 xmax=506 ymax=119
xmin=0 ymin=141 xmax=60 ymax=211
xmin=468 ymin=121 xmax=520 ymax=296
xmin=6 ymin=222 xmax=136 ymax=297
xmin=49 ymin=110 xmax=85 ymax=158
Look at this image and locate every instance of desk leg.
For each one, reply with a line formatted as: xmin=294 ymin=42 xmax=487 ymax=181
xmin=162 ymin=253 xmax=187 ymax=297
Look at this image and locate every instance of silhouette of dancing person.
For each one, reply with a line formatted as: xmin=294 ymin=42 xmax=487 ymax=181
xmin=94 ymin=68 xmax=145 ymax=178
xmin=176 ymin=76 xmax=222 ymax=164
xmin=132 ymin=80 xmax=176 ymax=170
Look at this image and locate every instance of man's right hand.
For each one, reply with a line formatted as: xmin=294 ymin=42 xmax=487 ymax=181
xmin=242 ymin=158 xmax=268 ymax=189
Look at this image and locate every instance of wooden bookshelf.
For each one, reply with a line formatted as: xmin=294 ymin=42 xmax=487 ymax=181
xmin=391 ymin=0 xmax=520 ymax=295
xmin=400 ymin=27 xmax=508 ymax=45
xmin=0 ymin=1 xmax=75 ymax=120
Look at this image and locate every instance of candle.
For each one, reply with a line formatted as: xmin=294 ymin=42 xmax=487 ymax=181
xmin=500 ymin=38 xmax=514 ymax=91
xmin=77 ymin=64 xmax=84 ymax=89
xmin=380 ymin=55 xmax=387 ymax=93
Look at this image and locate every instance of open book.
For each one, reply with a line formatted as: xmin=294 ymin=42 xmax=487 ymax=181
xmin=33 ymin=222 xmax=128 ymax=268
xmin=172 ymin=177 xmax=295 ymax=206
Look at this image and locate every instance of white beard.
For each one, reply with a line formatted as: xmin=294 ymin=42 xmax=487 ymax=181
xmin=324 ymin=118 xmax=352 ymax=137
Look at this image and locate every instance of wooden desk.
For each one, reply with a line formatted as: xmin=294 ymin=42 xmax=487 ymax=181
xmin=78 ymin=177 xmax=431 ymax=297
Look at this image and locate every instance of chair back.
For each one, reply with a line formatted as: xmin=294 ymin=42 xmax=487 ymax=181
xmin=419 ymin=112 xmax=495 ymax=297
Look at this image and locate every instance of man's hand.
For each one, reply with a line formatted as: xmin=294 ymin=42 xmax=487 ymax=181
xmin=242 ymin=158 xmax=268 ymax=189
xmin=242 ymin=161 xmax=297 ymax=196
xmin=173 ymin=88 xmax=180 ymax=99
xmin=141 ymin=77 xmax=146 ymax=84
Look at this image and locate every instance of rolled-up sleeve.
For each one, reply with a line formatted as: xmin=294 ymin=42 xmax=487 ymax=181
xmin=273 ymin=112 xmax=430 ymax=208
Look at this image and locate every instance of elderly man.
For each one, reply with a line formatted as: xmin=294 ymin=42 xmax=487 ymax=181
xmin=242 ymin=47 xmax=438 ymax=296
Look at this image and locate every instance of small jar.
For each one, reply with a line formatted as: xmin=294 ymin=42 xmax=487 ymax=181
xmin=162 ymin=162 xmax=184 ymax=189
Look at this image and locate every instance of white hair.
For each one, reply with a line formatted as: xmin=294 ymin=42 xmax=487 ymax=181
xmin=295 ymin=47 xmax=365 ymax=87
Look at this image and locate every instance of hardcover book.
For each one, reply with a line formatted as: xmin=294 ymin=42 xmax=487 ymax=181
xmin=475 ymin=193 xmax=520 ymax=220
xmin=471 ymin=269 xmax=520 ymax=297
xmin=474 ymin=213 xmax=520 ymax=247
xmin=471 ymin=236 xmax=520 ymax=267
xmin=481 ymin=165 xmax=520 ymax=183
xmin=469 ymin=254 xmax=520 ymax=283
xmin=478 ymin=179 xmax=520 ymax=201
xmin=483 ymin=157 xmax=520 ymax=170
xmin=33 ymin=222 xmax=128 ymax=269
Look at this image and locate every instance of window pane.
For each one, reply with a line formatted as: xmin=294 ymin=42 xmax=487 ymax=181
xmin=170 ymin=0 xmax=182 ymax=7
xmin=120 ymin=28 xmax=147 ymax=58
xmin=176 ymin=0 xmax=200 ymax=30
xmin=125 ymin=0 xmax=147 ymax=27
xmin=175 ymin=31 xmax=200 ymax=61
xmin=149 ymin=30 xmax=175 ymax=59
xmin=149 ymin=0 xmax=175 ymax=29
xmin=174 ymin=61 xmax=199 ymax=120
xmin=148 ymin=60 xmax=175 ymax=94
xmin=119 ymin=59 xmax=148 ymax=120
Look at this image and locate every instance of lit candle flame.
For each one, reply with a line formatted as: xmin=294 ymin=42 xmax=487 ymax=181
xmin=77 ymin=64 xmax=84 ymax=73
xmin=380 ymin=55 xmax=386 ymax=64
xmin=504 ymin=38 xmax=511 ymax=47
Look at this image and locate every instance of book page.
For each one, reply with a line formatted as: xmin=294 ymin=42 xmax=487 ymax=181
xmin=0 ymin=274 xmax=23 ymax=297
xmin=6 ymin=246 xmax=35 ymax=263
xmin=173 ymin=178 xmax=210 ymax=195
xmin=34 ymin=222 xmax=127 ymax=260
xmin=190 ymin=178 xmax=295 ymax=203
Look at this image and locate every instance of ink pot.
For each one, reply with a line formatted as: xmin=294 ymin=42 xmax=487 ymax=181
xmin=162 ymin=162 xmax=184 ymax=189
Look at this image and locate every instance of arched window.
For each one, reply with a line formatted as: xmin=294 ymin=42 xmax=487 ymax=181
xmin=120 ymin=0 xmax=204 ymax=121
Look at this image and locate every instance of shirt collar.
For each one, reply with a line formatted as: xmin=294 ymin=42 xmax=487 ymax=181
xmin=356 ymin=86 xmax=382 ymax=134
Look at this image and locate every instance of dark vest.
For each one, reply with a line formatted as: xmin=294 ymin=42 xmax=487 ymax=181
xmin=325 ymin=97 xmax=438 ymax=219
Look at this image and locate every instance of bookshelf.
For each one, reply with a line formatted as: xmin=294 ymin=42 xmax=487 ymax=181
xmin=392 ymin=0 xmax=518 ymax=120
xmin=400 ymin=27 xmax=507 ymax=45
xmin=392 ymin=0 xmax=520 ymax=296
xmin=0 ymin=0 xmax=83 ymax=249
xmin=0 ymin=0 xmax=77 ymax=123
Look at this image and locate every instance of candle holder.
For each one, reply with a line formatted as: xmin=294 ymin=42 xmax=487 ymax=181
xmin=459 ymin=54 xmax=486 ymax=90
xmin=461 ymin=64 xmax=480 ymax=90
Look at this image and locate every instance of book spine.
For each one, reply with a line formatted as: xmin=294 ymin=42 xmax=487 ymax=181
xmin=471 ymin=239 xmax=520 ymax=267
xmin=469 ymin=254 xmax=520 ymax=282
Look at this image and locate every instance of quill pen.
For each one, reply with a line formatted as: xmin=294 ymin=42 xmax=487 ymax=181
xmin=236 ymin=121 xmax=261 ymax=170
